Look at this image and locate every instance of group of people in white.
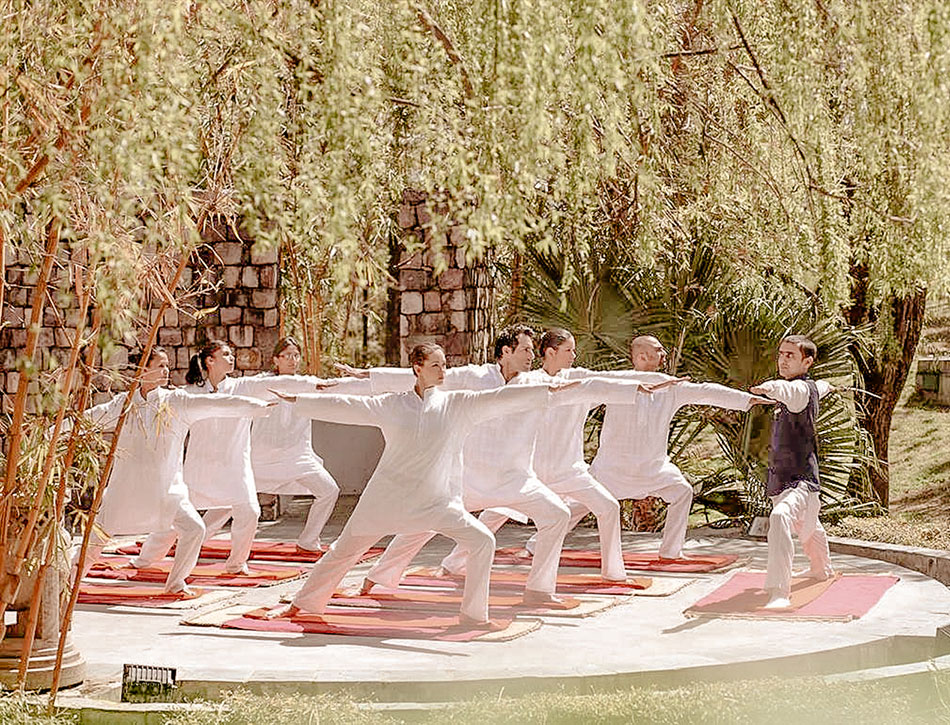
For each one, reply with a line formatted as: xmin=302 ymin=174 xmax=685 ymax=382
xmin=72 ymin=324 xmax=835 ymax=626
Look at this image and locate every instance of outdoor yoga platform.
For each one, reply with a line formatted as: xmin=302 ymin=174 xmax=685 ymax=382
xmin=62 ymin=507 xmax=950 ymax=706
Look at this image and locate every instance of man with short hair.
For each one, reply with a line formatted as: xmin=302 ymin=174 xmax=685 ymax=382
xmin=750 ymin=335 xmax=834 ymax=609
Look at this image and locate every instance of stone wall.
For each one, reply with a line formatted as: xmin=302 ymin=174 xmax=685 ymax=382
xmin=394 ymin=191 xmax=494 ymax=366
xmin=0 ymin=219 xmax=279 ymax=410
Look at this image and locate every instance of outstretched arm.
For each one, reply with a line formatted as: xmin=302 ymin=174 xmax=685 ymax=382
xmin=749 ymin=379 xmax=830 ymax=413
xmin=674 ymin=381 xmax=772 ymax=412
xmin=274 ymin=391 xmax=384 ymax=428
xmin=178 ymin=391 xmax=274 ymax=424
xmin=546 ymin=377 xmax=648 ymax=408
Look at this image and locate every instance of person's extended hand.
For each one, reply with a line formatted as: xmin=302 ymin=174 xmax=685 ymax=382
xmin=749 ymin=385 xmax=767 ymax=395
xmin=314 ymin=380 xmax=338 ymax=391
xmin=643 ymin=376 xmax=689 ymax=393
xmin=333 ymin=362 xmax=369 ymax=379
xmin=748 ymin=395 xmax=775 ymax=406
xmin=268 ymin=389 xmax=297 ymax=403
xmin=548 ymin=380 xmax=582 ymax=393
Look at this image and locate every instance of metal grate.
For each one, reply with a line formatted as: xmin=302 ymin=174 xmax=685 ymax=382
xmin=121 ymin=663 xmax=177 ymax=703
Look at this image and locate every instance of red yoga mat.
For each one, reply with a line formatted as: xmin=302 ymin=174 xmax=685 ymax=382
xmin=331 ymin=587 xmax=581 ymax=614
xmin=493 ymin=547 xmax=739 ymax=573
xmin=87 ymin=556 xmax=307 ymax=587
xmin=77 ymin=583 xmax=209 ymax=607
xmin=685 ymin=572 xmax=899 ymax=620
xmin=403 ymin=567 xmax=652 ymax=595
xmin=116 ymin=539 xmax=385 ymax=564
xmin=218 ymin=606 xmax=517 ymax=642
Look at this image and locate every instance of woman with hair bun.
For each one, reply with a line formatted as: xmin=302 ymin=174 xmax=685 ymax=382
xmin=71 ymin=347 xmax=273 ymax=594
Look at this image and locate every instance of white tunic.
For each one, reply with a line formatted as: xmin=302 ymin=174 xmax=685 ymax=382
xmin=250 ymin=376 xmax=372 ymax=494
xmin=183 ymin=374 xmax=337 ymax=509
xmin=289 ymin=384 xmax=550 ymax=536
xmin=590 ymin=381 xmax=759 ymax=485
xmin=84 ymin=387 xmax=271 ymax=535
xmin=369 ymin=365 xmax=647 ymax=508
xmin=754 ymin=378 xmax=832 ymax=412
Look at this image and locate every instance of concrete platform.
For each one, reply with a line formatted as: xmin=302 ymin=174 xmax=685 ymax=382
xmin=61 ymin=503 xmax=950 ymax=705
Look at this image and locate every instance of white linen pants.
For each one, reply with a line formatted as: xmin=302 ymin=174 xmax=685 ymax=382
xmin=765 ymin=483 xmax=834 ymax=597
xmin=488 ymin=471 xmax=625 ymax=580
xmin=587 ymin=459 xmax=693 ymax=559
xmin=368 ymin=485 xmax=571 ymax=595
xmin=190 ymin=501 xmax=260 ymax=572
xmin=73 ymin=500 xmax=206 ymax=593
xmin=292 ymin=512 xmax=496 ymax=622
xmin=210 ymin=471 xmax=339 ymax=551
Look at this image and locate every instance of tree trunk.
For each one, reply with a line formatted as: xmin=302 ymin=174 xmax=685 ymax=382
xmin=846 ymin=264 xmax=926 ymax=507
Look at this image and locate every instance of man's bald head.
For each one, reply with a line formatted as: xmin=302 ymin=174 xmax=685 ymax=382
xmin=629 ymin=335 xmax=667 ymax=371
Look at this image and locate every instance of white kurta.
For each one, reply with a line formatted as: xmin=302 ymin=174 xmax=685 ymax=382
xmin=250 ymin=375 xmax=372 ymax=494
xmin=289 ymin=383 xmax=551 ymax=536
xmin=589 ymin=381 xmax=759 ymax=495
xmin=84 ymin=387 xmax=271 ymax=535
xmin=182 ymin=374 xmax=337 ymax=509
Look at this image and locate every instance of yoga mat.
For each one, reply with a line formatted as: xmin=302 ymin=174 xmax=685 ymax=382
xmin=684 ymin=572 xmax=899 ymax=621
xmin=183 ymin=605 xmax=541 ymax=642
xmin=328 ymin=588 xmax=620 ymax=618
xmin=77 ymin=583 xmax=234 ymax=609
xmin=493 ymin=547 xmax=741 ymax=573
xmin=88 ymin=556 xmax=307 ymax=588
xmin=404 ymin=566 xmax=653 ymax=595
xmin=115 ymin=540 xmax=385 ymax=564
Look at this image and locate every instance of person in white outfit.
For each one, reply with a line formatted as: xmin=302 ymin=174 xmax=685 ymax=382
xmin=141 ymin=340 xmax=345 ymax=575
xmin=267 ymin=343 xmax=570 ymax=626
xmin=352 ymin=326 xmax=659 ymax=601
xmin=750 ymin=335 xmax=834 ymax=609
xmin=576 ymin=335 xmax=771 ymax=559
xmin=473 ymin=328 xmax=677 ymax=580
xmin=204 ymin=337 xmax=346 ymax=552
xmin=71 ymin=347 xmax=272 ymax=594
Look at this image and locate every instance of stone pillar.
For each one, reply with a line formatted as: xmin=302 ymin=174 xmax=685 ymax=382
xmin=394 ymin=191 xmax=494 ymax=366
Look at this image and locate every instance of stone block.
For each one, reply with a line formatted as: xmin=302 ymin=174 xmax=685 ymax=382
xmin=177 ymin=347 xmax=191 ymax=369
xmin=416 ymin=206 xmax=432 ymax=227
xmin=220 ymin=307 xmax=242 ymax=325
xmin=241 ymin=267 xmax=259 ymax=288
xmin=449 ymin=225 xmax=466 ymax=248
xmin=215 ymin=242 xmax=243 ymax=265
xmin=43 ymin=307 xmax=61 ymax=327
xmin=2 ymin=306 xmax=24 ymax=326
xmin=170 ymin=370 xmax=187 ymax=386
xmin=163 ymin=308 xmax=179 ymax=327
xmin=244 ymin=308 xmax=263 ymax=326
xmin=438 ymin=268 xmax=464 ymax=289
xmin=229 ymin=325 xmax=254 ymax=348
xmin=418 ymin=313 xmax=445 ymax=335
xmin=200 ymin=219 xmax=229 ymax=243
xmin=263 ymin=308 xmax=279 ymax=328
xmin=402 ymin=189 xmax=427 ymax=205
xmin=158 ymin=327 xmax=182 ymax=346
xmin=258 ymin=265 xmax=277 ymax=289
xmin=235 ymin=347 xmax=262 ymax=370
xmin=182 ymin=327 xmax=197 ymax=346
xmin=11 ymin=289 xmax=28 ymax=306
xmin=400 ymin=315 xmax=409 ymax=337
xmin=10 ymin=329 xmax=27 ymax=347
xmin=423 ymin=290 xmax=441 ymax=312
xmin=256 ymin=328 xmax=279 ymax=359
xmin=223 ymin=265 xmax=241 ymax=288
xmin=36 ymin=328 xmax=54 ymax=347
xmin=251 ymin=289 xmax=277 ymax=309
xmin=449 ymin=311 xmax=467 ymax=331
xmin=399 ymin=269 xmax=429 ymax=290
xmin=54 ymin=329 xmax=73 ymax=347
xmin=400 ymin=252 xmax=424 ymax=270
xmin=397 ymin=205 xmax=417 ymax=229
xmin=226 ymin=291 xmax=248 ymax=307
xmin=401 ymin=291 xmax=423 ymax=315
xmin=445 ymin=290 xmax=466 ymax=311
xmin=250 ymin=244 xmax=279 ymax=265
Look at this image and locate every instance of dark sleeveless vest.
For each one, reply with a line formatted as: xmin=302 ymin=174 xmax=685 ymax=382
xmin=766 ymin=377 xmax=820 ymax=497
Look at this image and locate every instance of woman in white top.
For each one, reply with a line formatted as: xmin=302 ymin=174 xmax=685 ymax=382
xmin=72 ymin=347 xmax=272 ymax=594
xmin=247 ymin=337 xmax=341 ymax=551
xmin=267 ymin=343 xmax=571 ymax=626
xmin=175 ymin=340 xmax=341 ymax=574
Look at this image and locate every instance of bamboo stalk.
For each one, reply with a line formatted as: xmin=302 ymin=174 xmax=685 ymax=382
xmin=0 ymin=218 xmax=62 ymax=623
xmin=49 ymin=217 xmax=201 ymax=702
xmin=15 ymin=269 xmax=91 ymax=690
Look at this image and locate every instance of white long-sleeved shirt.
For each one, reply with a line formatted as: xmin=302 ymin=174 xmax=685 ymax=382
xmin=754 ymin=378 xmax=832 ymax=412
xmin=183 ymin=374 xmax=342 ymax=509
xmin=591 ymin=381 xmax=760 ymax=482
xmin=250 ymin=375 xmax=372 ymax=492
xmin=289 ymin=384 xmax=550 ymax=536
xmin=84 ymin=387 xmax=271 ymax=534
xmin=369 ymin=364 xmax=648 ymax=506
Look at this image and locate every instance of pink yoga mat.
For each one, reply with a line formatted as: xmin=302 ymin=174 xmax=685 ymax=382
xmin=216 ymin=606 xmax=516 ymax=642
xmin=88 ymin=556 xmax=307 ymax=587
xmin=77 ymin=583 xmax=210 ymax=607
xmin=404 ymin=567 xmax=652 ymax=595
xmin=331 ymin=587 xmax=581 ymax=614
xmin=685 ymin=572 xmax=899 ymax=620
xmin=493 ymin=547 xmax=739 ymax=573
xmin=116 ymin=540 xmax=384 ymax=564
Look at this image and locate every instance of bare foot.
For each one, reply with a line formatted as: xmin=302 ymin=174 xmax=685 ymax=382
xmin=521 ymin=589 xmax=566 ymax=607
xmin=763 ymin=596 xmax=792 ymax=610
xmin=458 ymin=614 xmax=506 ymax=631
xmin=359 ymin=578 xmax=376 ymax=596
xmin=264 ymin=603 xmax=300 ymax=619
xmin=794 ymin=568 xmax=834 ymax=581
xmin=296 ymin=543 xmax=328 ymax=554
xmin=225 ymin=564 xmax=251 ymax=576
xmin=165 ymin=584 xmax=199 ymax=598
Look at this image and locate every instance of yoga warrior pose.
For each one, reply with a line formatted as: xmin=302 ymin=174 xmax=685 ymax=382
xmin=750 ymin=335 xmax=834 ymax=609
xmin=268 ymin=343 xmax=574 ymax=625
xmin=71 ymin=347 xmax=272 ymax=594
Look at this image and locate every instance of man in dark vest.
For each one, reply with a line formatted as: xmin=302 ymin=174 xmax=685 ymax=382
xmin=751 ymin=335 xmax=834 ymax=609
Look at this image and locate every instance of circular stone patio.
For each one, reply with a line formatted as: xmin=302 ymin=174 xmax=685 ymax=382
xmin=57 ymin=505 xmax=950 ymax=708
